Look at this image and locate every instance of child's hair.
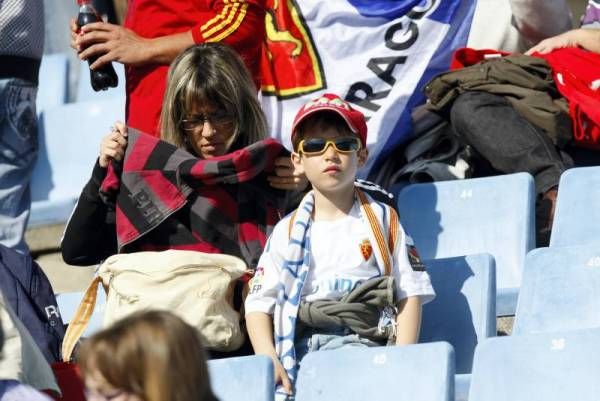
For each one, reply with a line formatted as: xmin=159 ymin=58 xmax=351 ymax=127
xmin=292 ymin=111 xmax=356 ymax=152
xmin=159 ymin=42 xmax=268 ymax=153
xmin=78 ymin=310 xmax=218 ymax=401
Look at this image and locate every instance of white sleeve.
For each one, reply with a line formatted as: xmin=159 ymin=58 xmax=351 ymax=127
xmin=244 ymin=217 xmax=289 ymax=316
xmin=391 ymin=224 xmax=436 ymax=305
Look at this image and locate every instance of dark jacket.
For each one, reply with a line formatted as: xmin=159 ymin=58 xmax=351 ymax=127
xmin=297 ymin=276 xmax=397 ymax=342
xmin=424 ymin=54 xmax=572 ymax=147
xmin=0 ymin=244 xmax=65 ymax=363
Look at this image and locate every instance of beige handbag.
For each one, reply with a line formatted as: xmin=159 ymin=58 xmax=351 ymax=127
xmin=62 ymin=250 xmax=249 ymax=361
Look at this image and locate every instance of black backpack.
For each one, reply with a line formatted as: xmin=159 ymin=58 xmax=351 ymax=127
xmin=0 ymin=244 xmax=65 ymax=363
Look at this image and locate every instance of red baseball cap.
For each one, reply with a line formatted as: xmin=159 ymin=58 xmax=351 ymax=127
xmin=291 ymin=93 xmax=367 ymax=148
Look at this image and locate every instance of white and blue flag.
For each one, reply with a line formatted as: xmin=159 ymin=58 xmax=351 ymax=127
xmin=260 ymin=0 xmax=477 ymax=178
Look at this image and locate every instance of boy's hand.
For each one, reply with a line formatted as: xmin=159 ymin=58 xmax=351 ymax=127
xmin=268 ymin=156 xmax=308 ymax=191
xmin=273 ymin=357 xmax=293 ymax=394
xmin=246 ymin=312 xmax=292 ymax=393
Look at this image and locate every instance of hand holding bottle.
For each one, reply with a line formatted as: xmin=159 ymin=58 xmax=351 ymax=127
xmin=73 ymin=0 xmax=118 ymax=91
xmin=71 ymin=19 xmax=151 ymax=69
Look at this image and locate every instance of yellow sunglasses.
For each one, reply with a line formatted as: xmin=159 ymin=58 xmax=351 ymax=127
xmin=297 ymin=137 xmax=362 ymax=155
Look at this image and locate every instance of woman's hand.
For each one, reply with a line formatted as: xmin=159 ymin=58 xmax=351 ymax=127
xmin=526 ymin=29 xmax=600 ymax=55
xmin=99 ymin=122 xmax=128 ymax=168
xmin=525 ymin=30 xmax=579 ymax=55
xmin=268 ymin=157 xmax=308 ymax=191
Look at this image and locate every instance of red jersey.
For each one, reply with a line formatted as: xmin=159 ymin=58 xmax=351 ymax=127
xmin=123 ymin=0 xmax=266 ymax=137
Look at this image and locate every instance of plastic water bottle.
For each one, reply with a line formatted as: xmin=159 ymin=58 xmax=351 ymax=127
xmin=76 ymin=0 xmax=119 ymax=91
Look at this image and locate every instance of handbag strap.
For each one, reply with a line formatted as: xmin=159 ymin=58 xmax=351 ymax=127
xmin=61 ymin=276 xmax=103 ymax=362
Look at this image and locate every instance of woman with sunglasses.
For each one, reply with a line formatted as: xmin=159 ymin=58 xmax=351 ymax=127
xmin=61 ymin=44 xmax=310 ymax=357
xmin=61 ymin=45 xmax=396 ymax=357
xmin=80 ymin=310 xmax=218 ymax=401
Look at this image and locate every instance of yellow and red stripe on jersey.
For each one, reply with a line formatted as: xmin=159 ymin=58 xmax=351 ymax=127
xmin=200 ymin=0 xmax=250 ymax=42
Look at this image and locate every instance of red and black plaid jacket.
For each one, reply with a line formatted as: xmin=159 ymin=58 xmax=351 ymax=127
xmin=61 ymin=130 xmax=290 ymax=270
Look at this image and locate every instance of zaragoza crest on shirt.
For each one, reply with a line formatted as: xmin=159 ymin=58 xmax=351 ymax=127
xmin=359 ymin=239 xmax=373 ymax=261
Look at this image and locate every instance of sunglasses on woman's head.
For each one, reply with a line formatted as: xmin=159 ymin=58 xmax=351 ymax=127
xmin=297 ymin=136 xmax=362 ymax=155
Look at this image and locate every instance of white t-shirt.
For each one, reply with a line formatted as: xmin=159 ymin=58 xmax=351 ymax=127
xmin=245 ymin=203 xmax=435 ymax=315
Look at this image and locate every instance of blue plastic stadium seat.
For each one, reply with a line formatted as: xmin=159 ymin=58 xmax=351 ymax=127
xmin=420 ymin=254 xmax=496 ymax=374
xmin=30 ymin=98 xmax=125 ymax=227
xmin=37 ymin=53 xmax=69 ymax=113
xmin=469 ymin=328 xmax=600 ymax=401
xmin=455 ymin=374 xmax=471 ymax=401
xmin=295 ymin=342 xmax=455 ymax=401
xmin=550 ymin=166 xmax=600 ymax=247
xmin=395 ymin=173 xmax=535 ymax=316
xmin=208 ymin=355 xmax=274 ymax=401
xmin=76 ymin=60 xmax=126 ymax=102
xmin=513 ymin=244 xmax=600 ymax=335
xmin=56 ymin=287 xmax=106 ymax=337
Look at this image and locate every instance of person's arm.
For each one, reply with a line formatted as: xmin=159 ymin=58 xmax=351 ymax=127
xmin=71 ymin=18 xmax=194 ymax=69
xmin=390 ymin=216 xmax=435 ymax=345
xmin=61 ymin=123 xmax=127 ymax=265
xmin=394 ymin=296 xmax=422 ymax=345
xmin=61 ymin=160 xmax=118 ymax=266
xmin=526 ymin=28 xmax=600 ymax=55
xmin=70 ymin=0 xmax=265 ymax=70
xmin=244 ymin=221 xmax=292 ymax=393
xmin=246 ymin=312 xmax=292 ymax=393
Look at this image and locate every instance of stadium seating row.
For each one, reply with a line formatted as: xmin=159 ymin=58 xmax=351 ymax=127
xmin=393 ymin=166 xmax=600 ymax=316
xmin=209 ymin=326 xmax=600 ymax=401
xmin=58 ymin=239 xmax=600 ymax=372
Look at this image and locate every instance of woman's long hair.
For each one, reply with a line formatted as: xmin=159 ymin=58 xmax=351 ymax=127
xmin=78 ymin=310 xmax=218 ymax=401
xmin=160 ymin=43 xmax=267 ymax=154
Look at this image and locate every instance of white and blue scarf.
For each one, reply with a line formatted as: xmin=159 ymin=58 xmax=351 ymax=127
xmin=273 ymin=188 xmax=397 ymax=399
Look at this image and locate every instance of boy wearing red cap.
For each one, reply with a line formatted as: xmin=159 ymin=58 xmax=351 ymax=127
xmin=245 ymin=94 xmax=434 ymax=398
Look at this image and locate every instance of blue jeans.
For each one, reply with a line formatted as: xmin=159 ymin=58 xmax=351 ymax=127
xmin=294 ymin=327 xmax=381 ymax=366
xmin=0 ymin=78 xmax=38 ymax=254
xmin=450 ymin=91 xmax=571 ymax=197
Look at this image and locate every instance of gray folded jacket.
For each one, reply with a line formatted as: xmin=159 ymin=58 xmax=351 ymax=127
xmin=297 ymin=276 xmax=397 ymax=342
